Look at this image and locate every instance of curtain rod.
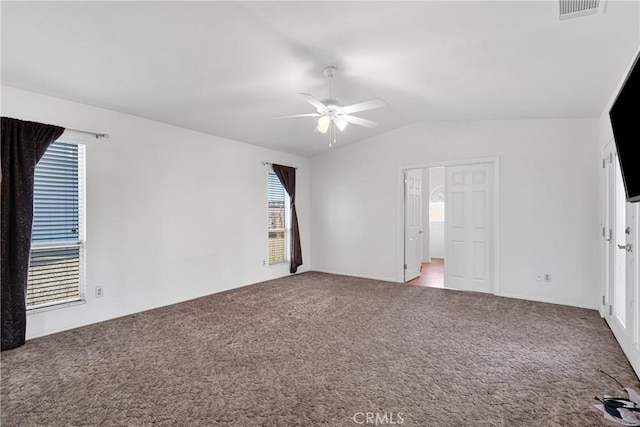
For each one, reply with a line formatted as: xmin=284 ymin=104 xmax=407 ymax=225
xmin=65 ymin=127 xmax=110 ymax=139
xmin=261 ymin=161 xmax=297 ymax=169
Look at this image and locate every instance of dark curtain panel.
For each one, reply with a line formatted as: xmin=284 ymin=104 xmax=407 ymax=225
xmin=272 ymin=164 xmax=303 ymax=274
xmin=1 ymin=117 xmax=64 ymax=351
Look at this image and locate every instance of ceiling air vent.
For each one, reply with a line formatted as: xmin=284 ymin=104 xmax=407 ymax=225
xmin=556 ymin=0 xmax=605 ymax=21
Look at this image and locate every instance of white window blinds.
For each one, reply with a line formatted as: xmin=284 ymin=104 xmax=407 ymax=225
xmin=32 ymin=142 xmax=80 ymax=242
xmin=27 ymin=141 xmax=85 ymax=309
xmin=268 ymin=172 xmax=288 ymax=265
xmin=27 ymin=247 xmax=81 ymax=307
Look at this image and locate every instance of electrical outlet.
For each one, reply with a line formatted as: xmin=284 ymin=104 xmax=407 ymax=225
xmin=262 ymin=260 xmax=266 ymax=266
xmin=536 ymin=274 xmax=542 ymax=282
xmin=544 ymin=273 xmax=551 ymax=282
xmin=95 ymin=286 xmax=104 ymax=298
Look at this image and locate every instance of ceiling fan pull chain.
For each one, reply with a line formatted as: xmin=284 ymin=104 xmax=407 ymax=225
xmin=329 ymin=121 xmax=337 ymax=147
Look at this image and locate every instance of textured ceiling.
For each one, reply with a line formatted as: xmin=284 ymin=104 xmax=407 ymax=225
xmin=2 ymin=1 xmax=639 ymax=156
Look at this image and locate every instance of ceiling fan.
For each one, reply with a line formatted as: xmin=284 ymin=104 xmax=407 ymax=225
xmin=272 ymin=66 xmax=386 ymax=146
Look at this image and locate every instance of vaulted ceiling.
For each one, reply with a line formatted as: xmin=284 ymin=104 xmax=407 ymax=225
xmin=2 ymin=1 xmax=638 ymax=156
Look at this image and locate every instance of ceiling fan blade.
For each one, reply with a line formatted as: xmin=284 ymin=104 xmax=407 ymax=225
xmin=272 ymin=113 xmax=321 ymax=119
xmin=341 ymin=115 xmax=379 ymax=128
xmin=298 ymin=93 xmax=327 ymax=112
xmin=342 ymin=99 xmax=386 ymax=114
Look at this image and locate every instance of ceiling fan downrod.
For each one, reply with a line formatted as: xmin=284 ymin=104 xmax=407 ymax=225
xmin=324 ymin=66 xmax=336 ymax=99
xmin=325 ymin=66 xmax=339 ymax=147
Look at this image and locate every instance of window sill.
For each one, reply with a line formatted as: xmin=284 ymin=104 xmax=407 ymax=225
xmin=27 ymin=298 xmax=86 ymax=315
xmin=269 ymin=261 xmax=289 ymax=267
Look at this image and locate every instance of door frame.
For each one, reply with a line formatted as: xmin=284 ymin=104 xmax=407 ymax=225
xmin=404 ymin=169 xmax=424 ymax=282
xmin=397 ymin=156 xmax=501 ymax=295
xmin=602 ymin=139 xmax=640 ymax=374
xmin=603 ymin=140 xmax=628 ymax=333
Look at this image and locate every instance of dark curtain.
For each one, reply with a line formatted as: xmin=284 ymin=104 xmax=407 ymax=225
xmin=272 ymin=164 xmax=303 ymax=274
xmin=1 ymin=117 xmax=64 ymax=351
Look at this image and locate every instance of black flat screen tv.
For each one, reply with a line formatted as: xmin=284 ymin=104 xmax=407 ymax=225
xmin=609 ymin=50 xmax=640 ymax=203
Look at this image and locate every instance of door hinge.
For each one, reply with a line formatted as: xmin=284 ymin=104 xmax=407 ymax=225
xmin=610 ymin=153 xmax=613 ymax=163
xmin=603 ymin=158 xmax=606 ymax=168
xmin=609 ymin=305 xmax=613 ymax=316
xmin=602 ymin=295 xmax=605 ymax=305
xmin=404 ymin=264 xmax=407 ymax=270
xmin=602 ymin=227 xmax=606 ymax=238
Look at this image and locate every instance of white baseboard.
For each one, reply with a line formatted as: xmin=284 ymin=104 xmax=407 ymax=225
xmin=312 ymin=269 xmax=399 ymax=284
xmin=609 ymin=324 xmax=640 ymax=379
xmin=498 ymin=292 xmax=598 ymax=310
xmin=312 ymin=271 xmax=599 ymax=311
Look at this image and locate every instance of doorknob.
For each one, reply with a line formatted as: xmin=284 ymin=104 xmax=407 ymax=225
xmin=618 ymin=243 xmax=633 ymax=252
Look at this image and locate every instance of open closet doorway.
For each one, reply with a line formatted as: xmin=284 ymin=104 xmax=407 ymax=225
xmin=401 ymin=158 xmax=499 ymax=295
xmin=405 ymin=167 xmax=446 ymax=288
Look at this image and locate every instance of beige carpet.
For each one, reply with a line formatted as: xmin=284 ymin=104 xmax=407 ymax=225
xmin=1 ymin=272 xmax=637 ymax=426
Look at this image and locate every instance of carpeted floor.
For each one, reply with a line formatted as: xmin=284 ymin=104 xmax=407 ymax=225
xmin=1 ymin=272 xmax=638 ymax=426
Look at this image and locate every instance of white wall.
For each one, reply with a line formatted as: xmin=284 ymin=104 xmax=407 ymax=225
xmin=1 ymin=86 xmax=311 ymax=339
xmin=428 ymin=167 xmax=445 ymax=259
xmin=311 ymin=118 xmax=600 ymax=308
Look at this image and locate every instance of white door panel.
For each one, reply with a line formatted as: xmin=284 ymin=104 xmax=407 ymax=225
xmin=604 ymin=140 xmax=632 ymax=343
xmin=445 ymin=163 xmax=493 ymax=293
xmin=473 ymin=242 xmax=487 ymax=280
xmin=610 ymin=147 xmax=626 ymax=329
xmin=405 ymin=170 xmax=423 ymax=281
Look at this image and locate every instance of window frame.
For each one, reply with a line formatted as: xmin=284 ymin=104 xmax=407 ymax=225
xmin=267 ymin=170 xmax=291 ymax=266
xmin=27 ymin=141 xmax=87 ymax=313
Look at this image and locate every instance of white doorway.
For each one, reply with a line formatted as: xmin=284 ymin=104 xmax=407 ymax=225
xmin=602 ymin=139 xmax=640 ymax=373
xmin=428 ymin=167 xmax=446 ymax=266
xmin=603 ymin=140 xmax=634 ymax=340
xmin=404 ymin=169 xmax=423 ymax=281
xmin=400 ymin=157 xmax=500 ymax=295
xmin=404 ymin=167 xmax=446 ymax=287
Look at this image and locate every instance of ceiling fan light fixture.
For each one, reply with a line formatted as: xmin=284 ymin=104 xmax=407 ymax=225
xmin=273 ymin=66 xmax=386 ymax=146
xmin=334 ymin=117 xmax=348 ymax=132
xmin=317 ymin=115 xmax=330 ymax=134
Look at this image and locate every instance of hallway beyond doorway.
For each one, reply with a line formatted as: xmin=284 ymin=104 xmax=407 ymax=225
xmin=409 ymin=258 xmax=444 ymax=288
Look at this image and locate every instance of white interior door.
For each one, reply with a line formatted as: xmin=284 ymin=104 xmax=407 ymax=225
xmin=631 ymin=204 xmax=639 ymax=352
xmin=629 ymin=205 xmax=638 ymax=349
xmin=404 ymin=169 xmax=423 ymax=281
xmin=445 ymin=163 xmax=493 ymax=293
xmin=604 ymin=141 xmax=631 ymax=336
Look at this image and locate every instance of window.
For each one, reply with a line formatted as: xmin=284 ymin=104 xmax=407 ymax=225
xmin=429 ymin=185 xmax=445 ymax=223
xmin=27 ymin=141 xmax=85 ymax=310
xmin=268 ymin=171 xmax=289 ymax=265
